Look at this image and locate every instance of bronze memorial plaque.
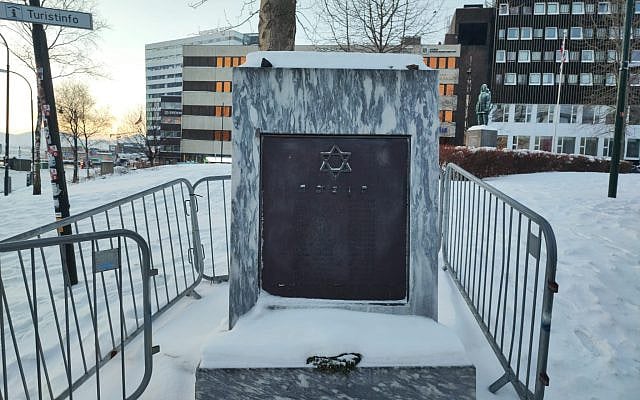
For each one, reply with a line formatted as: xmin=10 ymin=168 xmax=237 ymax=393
xmin=260 ymin=134 xmax=409 ymax=301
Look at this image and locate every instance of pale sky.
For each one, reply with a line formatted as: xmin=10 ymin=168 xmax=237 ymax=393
xmin=1 ymin=0 xmax=457 ymax=136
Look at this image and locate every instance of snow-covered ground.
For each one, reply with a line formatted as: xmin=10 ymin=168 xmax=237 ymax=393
xmin=1 ymin=166 xmax=638 ymax=399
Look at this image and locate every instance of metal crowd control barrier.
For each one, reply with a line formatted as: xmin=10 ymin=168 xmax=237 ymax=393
xmin=440 ymin=163 xmax=558 ymax=400
xmin=0 ymin=230 xmax=154 ymax=400
xmin=192 ymin=175 xmax=232 ymax=283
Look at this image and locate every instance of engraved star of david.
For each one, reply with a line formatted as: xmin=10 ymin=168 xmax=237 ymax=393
xmin=320 ymin=145 xmax=352 ymax=178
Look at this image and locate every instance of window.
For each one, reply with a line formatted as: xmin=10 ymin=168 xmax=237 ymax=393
xmin=537 ymin=105 xmax=555 ymax=123
xmin=510 ymin=6 xmax=520 ymax=15
xmin=556 ymin=74 xmax=565 ymax=84
xmin=499 ymin=3 xmax=509 ymax=15
xmin=629 ymin=105 xmax=640 ymax=124
xmin=631 ymin=50 xmax=640 ymax=63
xmin=545 ymin=27 xmax=558 ymax=39
xmin=497 ymin=136 xmax=508 ymax=149
xmin=560 ymin=3 xmax=570 ymax=13
xmin=580 ymin=138 xmax=598 ymax=156
xmin=594 ymin=74 xmax=605 ymax=85
xmin=570 ymin=27 xmax=583 ymax=39
xmin=518 ymin=74 xmax=528 ymax=85
xmin=532 ymin=51 xmax=542 ymax=61
xmin=595 ymin=51 xmax=606 ymax=62
xmin=569 ymin=51 xmax=579 ymax=62
xmin=544 ymin=51 xmax=555 ymax=61
xmin=543 ymin=73 xmax=555 ymax=85
xmin=512 ymin=136 xmax=531 ymax=150
xmin=521 ymin=27 xmax=533 ymax=40
xmin=625 ymin=139 xmax=640 ymax=159
xmin=534 ymin=136 xmax=553 ymax=151
xmin=556 ymin=137 xmax=576 ymax=154
xmin=522 ymin=6 xmax=532 ymax=14
xmin=507 ymin=51 xmax=517 ymax=62
xmin=556 ymin=49 xmax=569 ymax=62
xmin=529 ymin=73 xmax=542 ymax=85
xmin=580 ymin=73 xmax=593 ymax=86
xmin=573 ymin=2 xmax=585 ymax=14
xmin=582 ymin=50 xmax=595 ymax=62
xmin=438 ymin=57 xmax=447 ymax=68
xmin=636 ymin=1 xmax=640 ymax=13
xmin=518 ymin=50 xmax=531 ymax=62
xmin=534 ymin=2 xmax=546 ymax=14
xmin=496 ymin=74 xmax=503 ymax=85
xmin=507 ymin=27 xmax=519 ymax=40
xmin=559 ymin=105 xmax=578 ymax=123
xmin=584 ymin=28 xmax=594 ymax=39
xmin=439 ymin=110 xmax=454 ymax=123
xmin=514 ymin=104 xmax=533 ymax=122
xmin=447 ymin=58 xmax=456 ymax=68
xmin=582 ymin=105 xmax=597 ymax=124
xmin=496 ymin=50 xmax=506 ymax=63
xmin=491 ymin=104 xmax=509 ymax=122
xmin=603 ymin=138 xmax=614 ymax=157
xmin=596 ymin=27 xmax=607 ymax=39
xmin=606 ymin=73 xmax=617 ymax=86
xmin=586 ymin=3 xmax=595 ymax=13
xmin=598 ymin=2 xmax=611 ymax=14
xmin=504 ymin=73 xmax=517 ymax=85
xmin=630 ymin=73 xmax=640 ymax=86
xmin=609 ymin=26 xmax=620 ymax=39
xmin=534 ymin=28 xmax=544 ymax=38
xmin=547 ymin=2 xmax=559 ymax=14
xmin=499 ymin=29 xmax=505 ymax=39
xmin=607 ymin=50 xmax=617 ymax=63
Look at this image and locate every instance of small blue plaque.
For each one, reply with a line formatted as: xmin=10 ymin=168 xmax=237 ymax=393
xmin=93 ymin=248 xmax=120 ymax=273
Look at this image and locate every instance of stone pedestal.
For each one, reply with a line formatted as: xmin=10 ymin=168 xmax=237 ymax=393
xmin=464 ymin=125 xmax=497 ymax=148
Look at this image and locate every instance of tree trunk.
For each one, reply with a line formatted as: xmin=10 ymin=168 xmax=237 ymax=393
xmin=33 ymin=114 xmax=42 ymax=195
xmin=259 ymin=0 xmax=297 ymax=51
xmin=85 ymin=136 xmax=90 ymax=180
xmin=73 ymin=135 xmax=78 ymax=183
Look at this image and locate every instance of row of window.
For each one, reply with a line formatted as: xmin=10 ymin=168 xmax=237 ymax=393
xmin=438 ymin=84 xmax=455 ymax=96
xmin=498 ymin=1 xmax=640 ymax=16
xmin=183 ymin=81 xmax=233 ymax=92
xmin=148 ymin=73 xmax=182 ymax=81
xmin=498 ymin=26 xmax=636 ymax=41
xmin=147 ymin=82 xmax=182 ymax=90
xmin=496 ymin=72 xmax=629 ymax=86
xmin=491 ymin=104 xmax=640 ymax=125
xmin=423 ymin=57 xmax=457 ymax=69
xmin=182 ymin=105 xmax=232 ymax=117
xmin=182 ymin=129 xmax=232 ymax=141
xmin=495 ymin=49 xmax=638 ymax=64
xmin=439 ymin=110 xmax=454 ymax=123
xmin=183 ymin=56 xmax=246 ymax=68
xmin=497 ymin=135 xmax=640 ymax=159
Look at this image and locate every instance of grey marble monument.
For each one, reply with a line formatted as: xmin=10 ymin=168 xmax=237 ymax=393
xmin=229 ymin=51 xmax=441 ymax=328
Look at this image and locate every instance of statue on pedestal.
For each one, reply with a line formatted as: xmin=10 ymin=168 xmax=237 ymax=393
xmin=475 ymin=84 xmax=492 ymax=126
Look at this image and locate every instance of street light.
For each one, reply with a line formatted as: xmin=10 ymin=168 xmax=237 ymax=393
xmin=0 ymin=69 xmax=34 ymax=186
xmin=0 ymin=32 xmax=9 ymax=196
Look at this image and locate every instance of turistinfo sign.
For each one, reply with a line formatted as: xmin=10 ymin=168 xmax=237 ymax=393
xmin=0 ymin=1 xmax=92 ymax=30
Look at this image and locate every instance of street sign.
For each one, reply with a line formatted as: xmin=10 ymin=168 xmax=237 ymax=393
xmin=0 ymin=1 xmax=92 ymax=30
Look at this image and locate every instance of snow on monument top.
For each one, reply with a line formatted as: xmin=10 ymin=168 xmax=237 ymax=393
xmin=242 ymin=51 xmax=429 ymax=70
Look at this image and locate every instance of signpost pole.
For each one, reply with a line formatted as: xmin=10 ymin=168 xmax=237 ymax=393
xmin=29 ymin=0 xmax=78 ymax=285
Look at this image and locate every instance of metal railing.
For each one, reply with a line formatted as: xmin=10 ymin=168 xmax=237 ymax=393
xmin=0 ymin=230 xmax=154 ymax=400
xmin=440 ymin=163 xmax=558 ymax=400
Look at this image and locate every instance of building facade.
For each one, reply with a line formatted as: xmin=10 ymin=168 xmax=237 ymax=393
xmin=490 ymin=0 xmax=640 ymax=161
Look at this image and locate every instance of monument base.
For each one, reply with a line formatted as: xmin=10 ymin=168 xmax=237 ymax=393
xmin=196 ymin=300 xmax=475 ymax=399
xmin=465 ymin=125 xmax=498 ymax=148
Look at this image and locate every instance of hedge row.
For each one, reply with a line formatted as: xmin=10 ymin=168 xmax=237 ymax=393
xmin=439 ymin=146 xmax=635 ymax=178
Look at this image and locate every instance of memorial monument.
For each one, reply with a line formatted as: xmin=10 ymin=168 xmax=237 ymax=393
xmin=465 ymin=83 xmax=498 ymax=148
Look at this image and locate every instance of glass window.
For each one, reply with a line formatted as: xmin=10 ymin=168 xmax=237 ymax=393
xmin=630 ymin=73 xmax=640 ymax=86
xmin=584 ymin=28 xmax=594 ymax=39
xmin=499 ymin=29 xmax=505 ymax=39
xmin=514 ymin=104 xmax=533 ymax=122
xmin=510 ymin=6 xmax=520 ymax=15
xmin=556 ymin=74 xmax=565 ymax=84
xmin=544 ymin=51 xmax=555 ymax=61
xmin=447 ymin=57 xmax=456 ymax=68
xmin=580 ymin=138 xmax=598 ymax=156
xmin=496 ymin=74 xmax=503 ymax=85
xmin=629 ymin=105 xmax=640 ymax=124
xmin=636 ymin=1 xmax=640 ymax=13
xmin=556 ymin=49 xmax=569 ymax=62
xmin=438 ymin=57 xmax=447 ymax=68
xmin=532 ymin=51 xmax=542 ymax=61
xmin=609 ymin=26 xmax=620 ymax=39
xmin=560 ymin=3 xmax=570 ymax=13
xmin=521 ymin=27 xmax=533 ymax=40
xmin=582 ymin=105 xmax=597 ymax=124
xmin=522 ymin=6 xmax=532 ymax=15
xmin=607 ymin=50 xmax=617 ymax=63
xmin=491 ymin=104 xmax=508 ymax=122
xmin=497 ymin=135 xmax=508 ymax=149
xmin=543 ymin=73 xmax=555 ymax=85
xmin=518 ymin=50 xmax=531 ymax=62
xmin=534 ymin=2 xmax=546 ymax=14
xmin=596 ymin=27 xmax=607 ymax=38
xmin=530 ymin=73 xmax=542 ymax=85
xmin=606 ymin=73 xmax=617 ymax=86
xmin=631 ymin=50 xmax=640 ymax=63
xmin=504 ymin=73 xmax=517 ymax=85
xmin=535 ymin=136 xmax=553 ymax=151
xmin=594 ymin=74 xmax=605 ymax=85
xmin=512 ymin=136 xmax=531 ymax=150
xmin=499 ymin=3 xmax=509 ymax=15
xmin=557 ymin=137 xmax=576 ymax=153
xmin=507 ymin=27 xmax=519 ymax=40
xmin=580 ymin=73 xmax=593 ymax=86
xmin=571 ymin=27 xmax=583 ymax=39
xmin=595 ymin=51 xmax=606 ymax=62
xmin=569 ymin=51 xmax=579 ymax=61
xmin=518 ymin=74 xmax=528 ymax=85
xmin=547 ymin=2 xmax=559 ymax=14
xmin=537 ymin=105 xmax=555 ymax=123
xmin=603 ymin=138 xmax=614 ymax=157
xmin=582 ymin=50 xmax=595 ymax=62
xmin=598 ymin=2 xmax=611 ymax=14
xmin=559 ymin=105 xmax=578 ymax=123
xmin=507 ymin=51 xmax=517 ymax=62
xmin=545 ymin=27 xmax=558 ymax=39
xmin=573 ymin=2 xmax=585 ymax=14
xmin=496 ymin=50 xmax=506 ymax=63
xmin=625 ymin=139 xmax=640 ymax=158
xmin=534 ymin=28 xmax=544 ymax=38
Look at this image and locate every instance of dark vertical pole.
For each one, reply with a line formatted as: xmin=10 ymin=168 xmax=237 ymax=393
xmin=609 ymin=0 xmax=635 ymax=198
xmin=30 ymin=0 xmax=78 ymax=284
xmin=2 ymin=33 xmax=9 ymax=196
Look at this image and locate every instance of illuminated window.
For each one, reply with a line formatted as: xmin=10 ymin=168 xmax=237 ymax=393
xmin=447 ymin=57 xmax=456 ymax=68
xmin=216 ymin=57 xmax=224 ymax=67
xmin=438 ymin=58 xmax=447 ymax=68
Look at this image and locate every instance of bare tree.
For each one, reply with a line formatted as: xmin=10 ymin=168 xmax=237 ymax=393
xmin=115 ymin=106 xmax=161 ymax=165
xmin=56 ymin=80 xmax=111 ymax=182
xmin=313 ymin=0 xmax=443 ymax=52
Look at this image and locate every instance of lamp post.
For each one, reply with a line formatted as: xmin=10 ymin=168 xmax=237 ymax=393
xmin=1 ymin=33 xmax=9 ymax=196
xmin=0 ymin=69 xmax=34 ymax=187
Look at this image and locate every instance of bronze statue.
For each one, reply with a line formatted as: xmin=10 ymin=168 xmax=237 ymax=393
xmin=475 ymin=84 xmax=492 ymax=126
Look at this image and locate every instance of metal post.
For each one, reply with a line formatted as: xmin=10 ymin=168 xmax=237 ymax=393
xmin=30 ymin=0 xmax=78 ymax=284
xmin=608 ymin=0 xmax=635 ymax=198
xmin=1 ymin=33 xmax=9 ymax=196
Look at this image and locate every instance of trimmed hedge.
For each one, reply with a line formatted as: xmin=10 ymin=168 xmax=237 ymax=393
xmin=439 ymin=146 xmax=634 ymax=178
